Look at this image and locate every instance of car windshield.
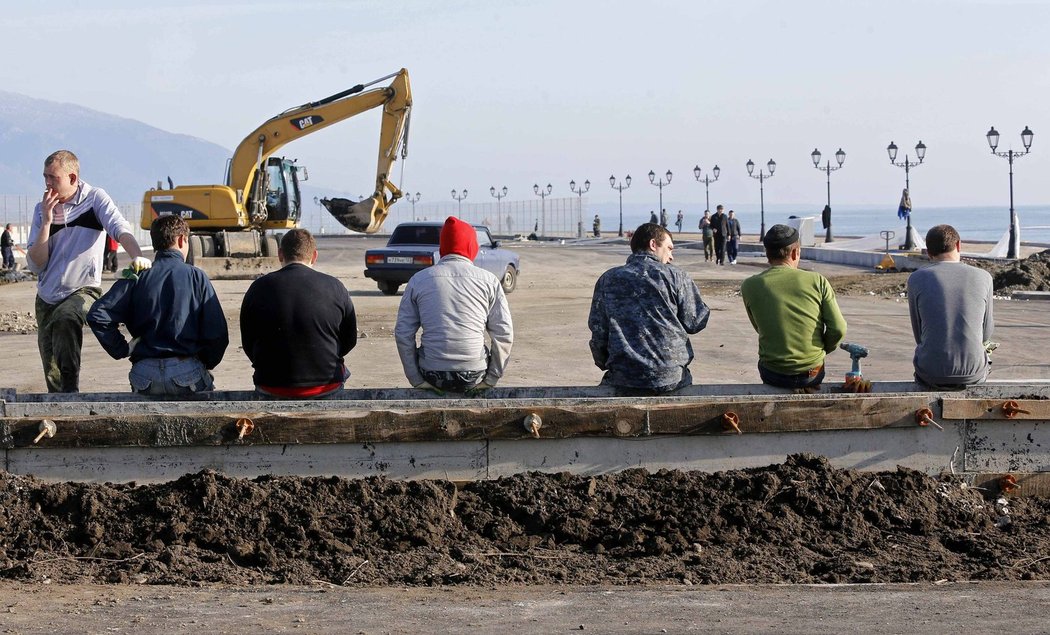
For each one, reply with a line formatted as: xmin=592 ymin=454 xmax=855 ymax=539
xmin=388 ymin=225 xmax=441 ymax=245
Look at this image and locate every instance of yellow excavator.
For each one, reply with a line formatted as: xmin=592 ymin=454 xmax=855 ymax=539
xmin=141 ymin=68 xmax=412 ymax=278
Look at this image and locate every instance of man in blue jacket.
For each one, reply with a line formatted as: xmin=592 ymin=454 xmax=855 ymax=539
xmin=87 ymin=215 xmax=228 ymax=396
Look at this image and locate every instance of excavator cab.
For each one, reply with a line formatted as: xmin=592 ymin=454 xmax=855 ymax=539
xmin=260 ymin=157 xmax=306 ymax=226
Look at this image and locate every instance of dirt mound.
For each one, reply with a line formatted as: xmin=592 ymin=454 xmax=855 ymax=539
xmin=829 ymin=272 xmax=909 ymax=297
xmin=1 ymin=455 xmax=1048 ymax=586
xmin=0 ymin=310 xmax=36 ymax=333
xmin=971 ymin=249 xmax=1050 ymax=295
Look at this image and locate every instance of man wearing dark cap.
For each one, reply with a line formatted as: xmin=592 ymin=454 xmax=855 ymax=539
xmin=741 ymin=224 xmax=846 ymax=391
xmin=395 ymin=216 xmax=513 ymax=393
xmin=588 ymin=222 xmax=710 ymax=393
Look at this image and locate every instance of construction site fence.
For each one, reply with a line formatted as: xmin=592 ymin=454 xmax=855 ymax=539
xmin=1 ymin=195 xmax=589 ymax=243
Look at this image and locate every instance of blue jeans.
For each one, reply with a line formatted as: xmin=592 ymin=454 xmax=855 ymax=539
xmin=727 ymin=237 xmax=739 ymax=262
xmin=1 ymin=245 xmax=13 ymax=269
xmin=758 ymin=362 xmax=824 ymax=390
xmin=129 ymin=357 xmax=214 ymax=397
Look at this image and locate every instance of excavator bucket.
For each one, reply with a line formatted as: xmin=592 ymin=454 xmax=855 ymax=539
xmin=321 ymin=196 xmax=388 ymax=234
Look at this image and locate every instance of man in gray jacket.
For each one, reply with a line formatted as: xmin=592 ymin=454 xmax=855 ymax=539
xmin=395 ymin=216 xmax=513 ymax=393
xmin=908 ymin=224 xmax=994 ymax=388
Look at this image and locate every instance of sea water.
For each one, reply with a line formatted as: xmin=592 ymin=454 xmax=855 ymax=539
xmin=592 ymin=204 xmax=1050 ymax=245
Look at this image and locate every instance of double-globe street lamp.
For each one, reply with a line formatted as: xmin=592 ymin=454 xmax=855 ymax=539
xmin=570 ymin=179 xmax=590 ymax=238
xmin=887 ymin=140 xmax=926 ymax=250
xmin=692 ymin=164 xmax=720 ymax=214
xmin=986 ymin=125 xmax=1034 ymax=259
xmin=811 ymin=148 xmax=846 ymax=243
xmin=451 ymin=188 xmax=468 ymax=217
xmin=609 ymin=175 xmax=631 ymax=237
xmin=746 ymin=158 xmax=776 ymax=240
xmin=648 ymin=170 xmax=672 ymax=223
xmin=533 ymin=183 xmax=553 ymax=236
xmin=406 ymin=192 xmax=421 ymax=220
xmin=490 ymin=185 xmax=508 ymax=233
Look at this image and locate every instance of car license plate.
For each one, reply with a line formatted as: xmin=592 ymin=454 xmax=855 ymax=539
xmin=387 ymin=256 xmax=413 ymax=264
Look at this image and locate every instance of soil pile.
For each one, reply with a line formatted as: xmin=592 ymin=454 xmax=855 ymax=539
xmin=1 ymin=455 xmax=1048 ymax=587
xmin=971 ymin=249 xmax=1050 ymax=295
xmin=0 ymin=310 xmax=36 ymax=333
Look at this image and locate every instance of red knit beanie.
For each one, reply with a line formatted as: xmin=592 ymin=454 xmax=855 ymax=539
xmin=439 ymin=216 xmax=479 ymax=261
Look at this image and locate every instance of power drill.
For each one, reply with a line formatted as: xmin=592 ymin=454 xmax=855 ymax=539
xmin=839 ymin=342 xmax=871 ymax=392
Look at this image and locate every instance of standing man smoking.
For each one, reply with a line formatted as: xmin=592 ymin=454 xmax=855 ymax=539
xmin=26 ymin=150 xmax=150 ymax=392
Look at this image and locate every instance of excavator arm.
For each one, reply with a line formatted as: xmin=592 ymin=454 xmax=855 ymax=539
xmin=229 ymin=68 xmax=412 ymax=233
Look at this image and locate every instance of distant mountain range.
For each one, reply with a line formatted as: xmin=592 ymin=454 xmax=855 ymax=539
xmin=0 ymin=90 xmax=232 ymax=202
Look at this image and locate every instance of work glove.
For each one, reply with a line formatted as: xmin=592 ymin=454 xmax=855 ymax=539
xmin=413 ymin=381 xmax=445 ymax=396
xmin=466 ymin=381 xmax=496 ymax=396
xmin=120 ymin=257 xmax=153 ymax=281
xmin=842 ymin=376 xmax=872 ymax=393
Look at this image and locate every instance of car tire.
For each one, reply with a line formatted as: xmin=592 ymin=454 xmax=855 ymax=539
xmin=377 ymin=280 xmax=400 ymax=296
xmin=501 ymin=265 xmax=517 ymax=294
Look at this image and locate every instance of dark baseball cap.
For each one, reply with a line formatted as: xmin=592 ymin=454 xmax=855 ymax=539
xmin=762 ymin=224 xmax=799 ymax=249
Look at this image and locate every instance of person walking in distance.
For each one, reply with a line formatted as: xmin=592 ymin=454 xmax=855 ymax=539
xmin=699 ymin=211 xmax=714 ymax=262
xmin=709 ymin=205 xmax=729 ymax=265
xmin=675 ymin=210 xmax=684 ymax=234
xmin=1 ymin=223 xmax=14 ymax=270
xmin=726 ymin=210 xmax=742 ymax=265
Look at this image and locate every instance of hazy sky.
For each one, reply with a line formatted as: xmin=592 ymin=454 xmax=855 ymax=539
xmin=5 ymin=0 xmax=1050 ymax=211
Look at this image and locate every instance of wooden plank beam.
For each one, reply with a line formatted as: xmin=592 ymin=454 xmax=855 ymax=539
xmin=970 ymin=472 xmax=1050 ymax=498
xmin=1 ymin=395 xmax=940 ymax=449
xmin=942 ymin=398 xmax=1050 ymax=420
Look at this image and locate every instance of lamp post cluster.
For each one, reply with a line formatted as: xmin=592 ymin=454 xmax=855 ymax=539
xmin=609 ymin=175 xmax=631 ymax=237
xmin=886 ymin=140 xmax=926 ymax=250
xmin=490 ymin=185 xmax=508 ymax=232
xmin=451 ymin=188 xmax=468 ymax=216
xmin=692 ymin=164 xmax=720 ymax=214
xmin=811 ymin=148 xmax=846 ymax=243
xmin=533 ymin=183 xmax=552 ymax=235
xmin=648 ymin=170 xmax=672 ymax=221
xmin=746 ymin=158 xmax=776 ymax=240
xmin=986 ymin=125 xmax=1034 ymax=259
xmin=405 ymin=192 xmax=421 ymax=220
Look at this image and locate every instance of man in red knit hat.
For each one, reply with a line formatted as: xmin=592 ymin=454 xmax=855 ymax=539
xmin=394 ymin=216 xmax=514 ymax=393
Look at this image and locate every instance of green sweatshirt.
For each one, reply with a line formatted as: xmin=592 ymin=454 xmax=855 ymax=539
xmin=740 ymin=265 xmax=847 ymax=374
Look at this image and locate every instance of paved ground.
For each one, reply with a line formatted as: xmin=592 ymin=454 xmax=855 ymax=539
xmin=2 ymin=581 xmax=1047 ymax=634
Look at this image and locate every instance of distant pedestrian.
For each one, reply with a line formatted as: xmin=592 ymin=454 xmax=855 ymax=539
xmin=103 ymin=235 xmax=119 ymax=272
xmin=699 ymin=211 xmax=713 ymax=262
xmin=675 ymin=210 xmax=684 ymax=234
xmin=592 ymin=214 xmax=601 ymax=238
xmin=710 ymin=205 xmax=729 ymax=265
xmin=659 ymin=208 xmax=668 ymax=228
xmin=1 ymin=223 xmax=14 ymax=270
xmin=726 ymin=210 xmax=742 ymax=264
xmin=649 ymin=210 xmax=658 ymax=224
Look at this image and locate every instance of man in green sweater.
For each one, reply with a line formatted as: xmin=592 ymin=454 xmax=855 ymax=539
xmin=741 ymin=224 xmax=847 ymax=390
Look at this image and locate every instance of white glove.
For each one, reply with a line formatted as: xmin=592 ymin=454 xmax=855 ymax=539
xmin=129 ymin=256 xmax=152 ymax=273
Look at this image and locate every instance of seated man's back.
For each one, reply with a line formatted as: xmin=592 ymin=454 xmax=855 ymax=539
xmin=908 ymin=224 xmax=994 ymax=387
xmin=240 ymin=229 xmax=357 ymax=396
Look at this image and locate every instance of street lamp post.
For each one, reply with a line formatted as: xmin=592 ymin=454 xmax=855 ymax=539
xmin=987 ymin=125 xmax=1034 ymax=259
xmin=313 ymin=196 xmax=324 ymax=235
xmin=406 ymin=192 xmax=421 ymax=220
xmin=746 ymin=158 xmax=776 ymax=240
xmin=811 ymin=148 xmax=846 ymax=243
xmin=609 ymin=175 xmax=632 ymax=237
xmin=692 ymin=164 xmax=720 ymax=214
xmin=886 ymin=140 xmax=926 ymax=250
xmin=533 ymin=183 xmax=552 ymax=236
xmin=451 ymin=188 xmax=468 ymax=217
xmin=648 ymin=169 xmax=672 ymax=221
xmin=569 ymin=179 xmax=590 ymax=238
xmin=490 ymin=185 xmax=508 ymax=233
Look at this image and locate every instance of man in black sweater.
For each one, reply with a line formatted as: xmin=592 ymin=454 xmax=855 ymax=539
xmin=240 ymin=229 xmax=357 ymax=398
